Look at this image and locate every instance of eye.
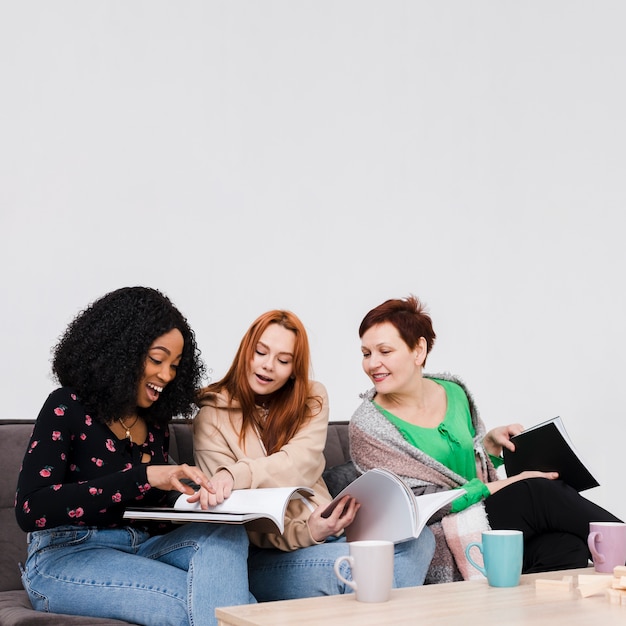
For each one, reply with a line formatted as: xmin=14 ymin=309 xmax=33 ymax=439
xmin=255 ymin=350 xmax=267 ymax=357
xmin=149 ymin=356 xmax=162 ymax=365
xmin=362 ymin=352 xmax=371 ymax=358
xmin=278 ymin=358 xmax=290 ymax=365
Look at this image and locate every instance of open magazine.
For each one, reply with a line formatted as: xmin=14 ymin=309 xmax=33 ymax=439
xmin=123 ymin=486 xmax=315 ymax=535
xmin=503 ymin=416 xmax=599 ymax=492
xmin=322 ymin=468 xmax=465 ymax=543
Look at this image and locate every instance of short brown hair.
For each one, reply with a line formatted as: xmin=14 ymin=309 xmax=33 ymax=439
xmin=359 ymin=294 xmax=436 ymax=364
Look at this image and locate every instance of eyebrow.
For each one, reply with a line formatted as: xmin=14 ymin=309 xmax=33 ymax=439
xmin=362 ymin=342 xmax=391 ymax=349
xmin=150 ymin=345 xmax=183 ymax=359
xmin=257 ymin=341 xmax=293 ymax=357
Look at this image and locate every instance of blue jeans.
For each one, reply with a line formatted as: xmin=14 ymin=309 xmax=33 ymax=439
xmin=21 ymin=523 xmax=253 ymax=626
xmin=248 ymin=527 xmax=435 ymax=601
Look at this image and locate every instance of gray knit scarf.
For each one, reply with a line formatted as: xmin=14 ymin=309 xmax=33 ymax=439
xmin=349 ymin=372 xmax=499 ymax=583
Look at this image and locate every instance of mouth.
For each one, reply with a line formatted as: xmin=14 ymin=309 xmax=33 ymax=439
xmin=372 ymin=373 xmax=389 ymax=382
xmin=146 ymin=382 xmax=164 ymax=402
xmin=255 ymin=373 xmax=273 ymax=383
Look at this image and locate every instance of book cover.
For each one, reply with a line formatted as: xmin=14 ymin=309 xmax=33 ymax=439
xmin=123 ymin=486 xmax=315 ymax=535
xmin=502 ymin=416 xmax=599 ymax=492
xmin=321 ymin=468 xmax=464 ymax=543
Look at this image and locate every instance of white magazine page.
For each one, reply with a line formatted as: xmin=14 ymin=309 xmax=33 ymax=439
xmin=174 ymin=487 xmax=312 ymax=515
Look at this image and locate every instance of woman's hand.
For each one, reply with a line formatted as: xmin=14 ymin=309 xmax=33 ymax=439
xmin=307 ymin=495 xmax=360 ymax=543
xmin=486 ymin=470 xmax=559 ymax=495
xmin=182 ymin=469 xmax=235 ymax=508
xmin=483 ymin=423 xmax=524 ymax=457
xmin=146 ymin=463 xmax=216 ymax=496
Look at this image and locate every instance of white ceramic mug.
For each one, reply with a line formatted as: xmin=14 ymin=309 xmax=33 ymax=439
xmin=333 ymin=540 xmax=394 ymax=602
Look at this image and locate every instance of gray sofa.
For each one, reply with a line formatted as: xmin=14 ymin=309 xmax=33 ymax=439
xmin=0 ymin=418 xmax=352 ymax=625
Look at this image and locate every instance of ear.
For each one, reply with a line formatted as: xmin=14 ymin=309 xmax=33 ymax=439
xmin=414 ymin=337 xmax=428 ymax=367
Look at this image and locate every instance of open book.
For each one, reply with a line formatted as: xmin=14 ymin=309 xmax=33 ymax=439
xmin=321 ymin=468 xmax=465 ymax=543
xmin=123 ymin=486 xmax=315 ymax=535
xmin=503 ymin=416 xmax=599 ymax=492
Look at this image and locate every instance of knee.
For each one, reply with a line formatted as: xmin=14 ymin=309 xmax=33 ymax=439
xmin=208 ymin=523 xmax=249 ymax=548
xmin=184 ymin=522 xmax=249 ymax=551
xmin=523 ymin=532 xmax=589 ymax=573
xmin=394 ymin=527 xmax=436 ymax=566
xmin=525 ymin=478 xmax=574 ymax=498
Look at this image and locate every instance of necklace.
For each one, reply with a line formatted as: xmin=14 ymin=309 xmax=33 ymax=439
xmin=118 ymin=416 xmax=139 ymax=443
xmin=255 ymin=396 xmax=269 ymax=417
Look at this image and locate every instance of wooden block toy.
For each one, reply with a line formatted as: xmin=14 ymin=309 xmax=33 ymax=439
xmin=535 ymin=578 xmax=573 ymax=592
xmin=578 ymin=581 xmax=613 ymax=598
xmin=577 ymin=574 xmax=611 ymax=586
xmin=607 ymin=589 xmax=621 ymax=605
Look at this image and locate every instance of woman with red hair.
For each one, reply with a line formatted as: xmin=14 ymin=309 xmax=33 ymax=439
xmin=193 ymin=309 xmax=435 ymax=601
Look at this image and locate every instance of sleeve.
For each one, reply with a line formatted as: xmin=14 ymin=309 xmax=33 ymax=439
xmin=194 ymin=382 xmax=329 ymax=490
xmin=449 ymin=478 xmax=491 ymax=513
xmin=15 ymin=389 xmax=157 ymax=532
xmin=488 ymin=453 xmax=504 ymax=468
xmin=247 ymin=494 xmax=327 ymax=552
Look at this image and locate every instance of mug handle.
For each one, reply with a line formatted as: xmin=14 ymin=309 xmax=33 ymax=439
xmin=333 ymin=555 xmax=357 ymax=592
xmin=587 ymin=531 xmax=605 ymax=564
xmin=465 ymin=541 xmax=487 ymax=577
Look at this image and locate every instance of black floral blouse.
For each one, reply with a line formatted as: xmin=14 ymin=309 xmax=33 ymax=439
xmin=15 ymin=387 xmax=170 ymax=533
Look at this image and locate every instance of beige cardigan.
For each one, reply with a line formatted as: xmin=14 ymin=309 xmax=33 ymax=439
xmin=193 ymin=380 xmax=334 ymax=551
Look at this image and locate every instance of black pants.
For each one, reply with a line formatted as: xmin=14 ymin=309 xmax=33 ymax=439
xmin=484 ymin=479 xmax=622 ymax=573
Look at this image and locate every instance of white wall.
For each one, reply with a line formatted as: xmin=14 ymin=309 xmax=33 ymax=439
xmin=1 ymin=2 xmax=624 ymax=519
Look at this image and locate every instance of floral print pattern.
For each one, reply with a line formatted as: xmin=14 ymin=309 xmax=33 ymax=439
xmin=15 ymin=387 xmax=170 ymax=532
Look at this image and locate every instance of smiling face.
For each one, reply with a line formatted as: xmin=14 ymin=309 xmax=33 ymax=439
xmin=248 ymin=323 xmax=296 ymax=398
xmin=360 ymin=321 xmax=426 ymax=395
xmin=136 ymin=328 xmax=184 ymax=408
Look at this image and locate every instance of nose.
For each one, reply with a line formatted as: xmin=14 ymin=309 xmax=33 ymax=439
xmin=369 ymin=354 xmax=382 ymax=369
xmin=157 ymin=363 xmax=175 ymax=383
xmin=261 ymin=356 xmax=273 ymax=371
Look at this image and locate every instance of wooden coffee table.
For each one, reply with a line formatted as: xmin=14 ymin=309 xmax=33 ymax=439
xmin=216 ymin=567 xmax=624 ymax=625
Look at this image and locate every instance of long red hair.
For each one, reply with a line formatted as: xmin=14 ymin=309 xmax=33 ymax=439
xmin=196 ymin=310 xmax=322 ymax=454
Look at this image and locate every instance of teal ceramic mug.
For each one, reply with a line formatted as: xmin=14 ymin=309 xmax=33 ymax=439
xmin=465 ymin=530 xmax=523 ymax=587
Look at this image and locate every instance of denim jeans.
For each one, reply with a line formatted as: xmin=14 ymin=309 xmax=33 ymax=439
xmin=21 ymin=523 xmax=253 ymax=626
xmin=248 ymin=526 xmax=435 ymax=601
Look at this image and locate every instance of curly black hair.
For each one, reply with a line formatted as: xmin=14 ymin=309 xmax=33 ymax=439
xmin=52 ymin=286 xmax=205 ymax=425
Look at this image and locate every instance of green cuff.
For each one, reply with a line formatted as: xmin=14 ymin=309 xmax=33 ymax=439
xmin=450 ymin=478 xmax=490 ymax=513
xmin=489 ymin=453 xmax=504 ymax=468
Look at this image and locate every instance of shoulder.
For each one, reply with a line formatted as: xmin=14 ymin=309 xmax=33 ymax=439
xmin=33 ymin=387 xmax=93 ymax=437
xmin=350 ymin=389 xmax=378 ymax=423
xmin=308 ymin=380 xmax=328 ymax=399
xmin=306 ymin=380 xmax=329 ymax=422
xmin=47 ymin=386 xmax=80 ymax=402
xmin=196 ymin=389 xmax=234 ymax=410
xmin=194 ymin=390 xmax=242 ymax=437
xmin=40 ymin=387 xmax=86 ymax=416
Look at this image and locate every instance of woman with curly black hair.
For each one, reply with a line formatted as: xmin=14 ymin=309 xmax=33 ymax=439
xmin=15 ymin=287 xmax=252 ymax=626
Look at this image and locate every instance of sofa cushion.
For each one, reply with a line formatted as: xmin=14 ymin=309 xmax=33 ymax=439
xmin=0 ymin=422 xmax=33 ymax=593
xmin=322 ymin=461 xmax=361 ymax=498
xmin=168 ymin=419 xmax=194 ymax=465
xmin=0 ymin=590 xmax=134 ymax=625
xmin=320 ymin=420 xmax=350 ymax=469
